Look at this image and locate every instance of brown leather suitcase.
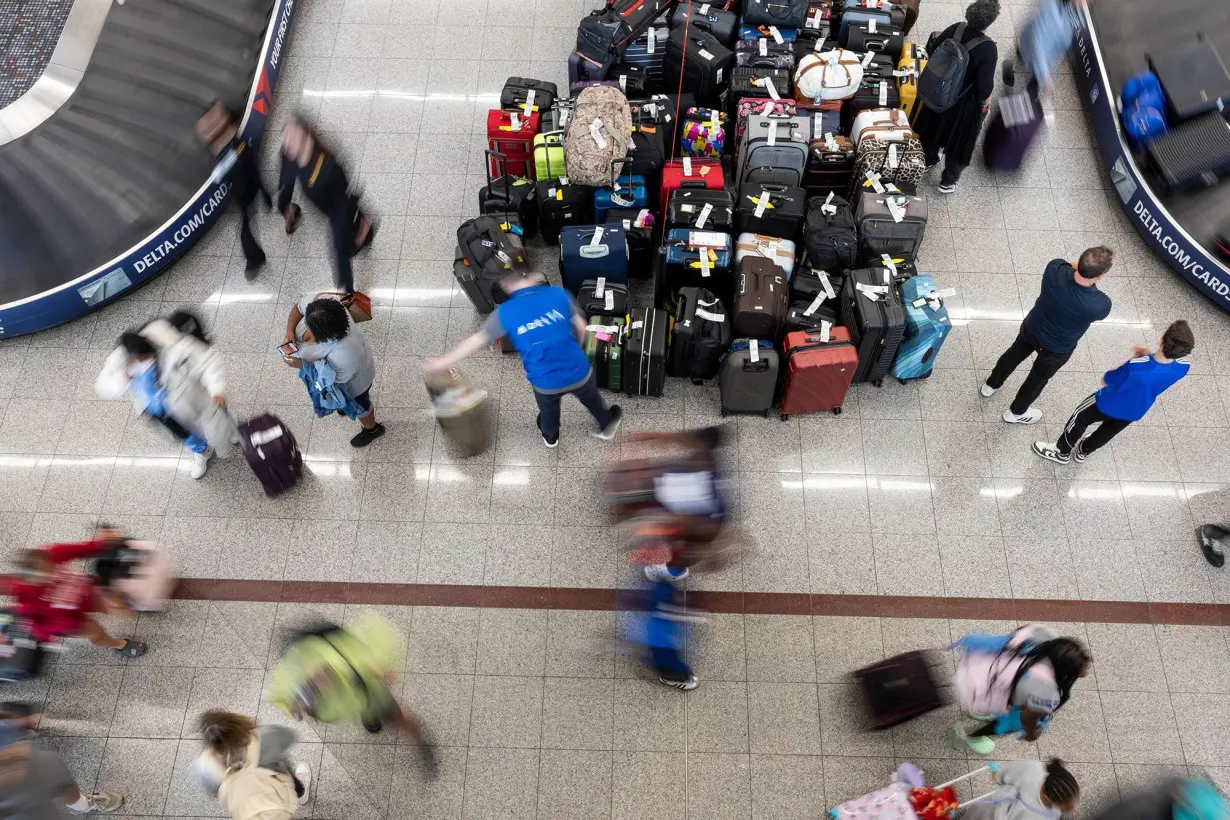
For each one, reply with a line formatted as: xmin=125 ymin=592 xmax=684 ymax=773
xmin=732 ymin=257 xmax=788 ymax=340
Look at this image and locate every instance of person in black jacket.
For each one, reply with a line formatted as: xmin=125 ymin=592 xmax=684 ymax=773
xmin=912 ymin=0 xmax=1000 ymax=194
xmin=196 ymin=102 xmax=273 ymax=279
xmin=277 ymin=117 xmax=375 ymax=294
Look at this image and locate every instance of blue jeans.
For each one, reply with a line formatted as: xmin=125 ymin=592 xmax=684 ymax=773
xmin=155 ymin=414 xmax=209 ymax=454
xmin=532 ymin=373 xmax=613 ymax=441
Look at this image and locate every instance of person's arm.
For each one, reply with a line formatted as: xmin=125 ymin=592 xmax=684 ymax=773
xmin=41 ymin=538 xmax=114 ymax=565
xmin=94 ymin=348 xmax=132 ymax=400
xmin=1101 ymin=359 xmax=1133 ymax=388
xmin=277 ymin=155 xmax=297 ymax=215
xmin=424 ymin=313 xmax=502 ymax=372
xmin=256 ymin=725 xmax=298 ymax=766
xmin=184 ymin=338 xmax=227 ymax=405
xmin=285 ymin=303 xmax=304 ymax=344
xmin=1019 ymin=707 xmax=1046 ymax=741
xmin=973 ymin=43 xmax=997 ymax=104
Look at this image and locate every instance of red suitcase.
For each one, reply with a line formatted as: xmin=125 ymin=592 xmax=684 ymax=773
xmin=486 ymin=109 xmax=540 ymax=179
xmin=659 ymin=158 xmax=724 ymax=221
xmin=778 ymin=326 xmax=859 ymax=418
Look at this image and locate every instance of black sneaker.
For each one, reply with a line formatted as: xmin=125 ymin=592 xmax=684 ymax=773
xmin=536 ymin=413 xmax=558 ymax=448
xmin=1197 ymin=525 xmax=1227 ymax=568
xmin=244 ymin=258 xmax=266 ymax=282
xmin=592 ymin=405 xmax=623 ymax=441
xmin=362 ymin=717 xmax=383 ymax=734
xmin=1072 ymin=444 xmax=1089 ymax=464
xmin=350 ymin=424 xmax=386 ymax=448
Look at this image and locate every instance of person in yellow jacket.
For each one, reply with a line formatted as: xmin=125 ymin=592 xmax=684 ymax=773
xmin=266 ymin=612 xmax=436 ymax=777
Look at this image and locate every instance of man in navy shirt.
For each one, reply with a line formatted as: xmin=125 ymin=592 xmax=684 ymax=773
xmin=982 ymin=247 xmax=1115 ymax=424
xmin=1033 ymin=320 xmax=1193 ymax=465
xmin=425 ymin=274 xmax=622 ymax=447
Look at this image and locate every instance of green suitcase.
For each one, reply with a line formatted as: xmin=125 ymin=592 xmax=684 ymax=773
xmin=585 ymin=314 xmax=625 ymax=391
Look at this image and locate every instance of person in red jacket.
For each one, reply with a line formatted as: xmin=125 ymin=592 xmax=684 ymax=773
xmin=3 ymin=528 xmax=147 ymax=657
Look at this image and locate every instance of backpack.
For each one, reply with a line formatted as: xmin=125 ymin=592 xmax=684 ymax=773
xmin=917 ymin=24 xmax=988 ymax=112
xmin=564 ymin=86 xmax=633 ymax=186
xmin=803 ymin=194 xmax=857 ymax=270
xmin=456 ymin=216 xmax=527 ymax=277
xmin=216 ymin=737 xmax=298 ymax=820
xmin=165 ymin=309 xmax=210 ymax=343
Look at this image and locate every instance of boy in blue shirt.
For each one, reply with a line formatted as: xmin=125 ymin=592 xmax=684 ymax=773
xmin=425 ymin=273 xmax=622 ymax=447
xmin=1032 ymin=320 xmax=1194 ymax=465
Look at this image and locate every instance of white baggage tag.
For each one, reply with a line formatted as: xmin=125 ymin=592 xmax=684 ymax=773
xmin=880 ymin=254 xmax=898 ymax=276
xmin=813 ymin=36 xmax=826 ymax=52
xmin=595 ymin=276 xmax=606 ymax=297
xmin=912 ymin=296 xmax=929 ymax=308
xmin=647 ymin=27 xmax=657 ymax=53
xmin=696 ymin=202 xmax=713 ymax=228
xmin=807 ymin=8 xmax=821 ymax=28
xmin=813 ymin=112 xmax=823 ymax=133
xmin=864 ymin=170 xmax=886 ymax=193
xmin=695 ymin=307 xmax=725 ymax=322
xmin=699 ymin=48 xmax=715 ymax=61
xmin=622 ymin=219 xmax=633 ymax=230
xmin=878 ymin=81 xmax=889 ymax=106
xmin=885 ymin=196 xmax=906 ymax=223
xmin=764 ymin=77 xmax=781 ymax=100
xmin=646 ymin=102 xmax=658 ymax=117
xmin=804 ymin=292 xmax=826 ymax=316
xmin=682 ymin=156 xmax=693 ymax=176
xmin=618 ymin=74 xmax=627 ymax=92
xmin=759 ymin=37 xmax=769 ymax=56
xmin=716 ymin=67 xmax=723 ymax=83
xmin=887 ymin=142 xmax=899 ymax=168
xmin=823 ymin=190 xmax=836 ymax=213
xmin=767 ymin=122 xmax=778 ymax=146
xmin=862 ymin=51 xmax=875 ymax=67
xmin=589 ymin=118 xmax=607 ymax=149
xmin=825 ymin=133 xmax=838 ymax=151
xmin=819 ymin=270 xmax=837 ymax=299
xmin=710 ymin=108 xmax=720 ymax=127
xmin=770 ymin=25 xmax=784 ymax=44
xmin=559 ymin=108 xmax=570 ymax=127
xmin=681 ymin=203 xmax=695 ymax=213
xmin=882 ymin=268 xmax=891 ymax=285
xmin=635 ymin=208 xmax=651 ymax=228
xmin=547 ymin=186 xmax=557 ymax=198
xmin=754 ymin=192 xmax=769 ymax=217
xmin=631 ymin=320 xmax=644 ymax=330
xmin=510 ymin=111 xmax=521 ymax=130
xmin=761 ymin=99 xmax=775 ymax=115
xmin=819 ymin=320 xmax=832 ymax=343
xmin=699 ymin=252 xmax=712 ymax=277
xmin=934 ymin=287 xmax=956 ymax=299
xmin=605 ymin=290 xmax=616 ymax=311
xmin=589 ymin=226 xmax=605 ymax=247
xmin=690 ymin=230 xmax=726 ymax=248
xmin=523 ymin=90 xmax=536 ymax=113
xmin=869 ymin=18 xmax=878 ymax=33
xmin=750 ymin=339 xmax=760 ymax=362
xmin=700 ymin=2 xmax=710 ymax=12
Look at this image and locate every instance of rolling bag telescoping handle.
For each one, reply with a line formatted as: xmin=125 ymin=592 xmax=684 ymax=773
xmin=485 ymin=149 xmax=513 ymax=202
xmin=541 ymin=129 xmax=565 ymax=179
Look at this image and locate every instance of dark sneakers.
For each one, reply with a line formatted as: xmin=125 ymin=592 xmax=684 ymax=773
xmin=1197 ymin=525 xmax=1227 ymax=568
xmin=350 ymin=424 xmax=386 ymax=448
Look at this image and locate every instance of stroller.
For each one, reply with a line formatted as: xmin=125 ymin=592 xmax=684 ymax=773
xmin=830 ymin=763 xmax=1003 ymax=820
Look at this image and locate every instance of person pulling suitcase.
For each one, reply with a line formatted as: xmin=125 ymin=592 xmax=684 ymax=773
xmin=425 ymin=273 xmax=623 ymax=448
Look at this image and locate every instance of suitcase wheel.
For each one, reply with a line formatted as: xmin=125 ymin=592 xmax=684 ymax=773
xmin=720 ymin=408 xmax=728 ymax=418
xmin=872 ymin=379 xmax=883 ymax=388
xmin=897 ymin=377 xmax=907 ymax=385
xmin=762 ymin=409 xmax=769 ymax=418
xmin=780 ymin=413 xmax=789 ymax=421
xmin=833 ymin=406 xmax=843 ymax=415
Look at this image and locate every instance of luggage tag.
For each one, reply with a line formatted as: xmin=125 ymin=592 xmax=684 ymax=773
xmin=862 ymin=51 xmax=875 ymax=68
xmin=766 ymin=122 xmax=778 ymax=145
xmin=595 ymin=277 xmax=606 ymax=297
xmin=588 ymin=226 xmax=605 ymax=247
xmin=709 ymin=108 xmax=721 ymax=128
xmin=689 ymin=230 xmax=727 ymax=248
xmin=819 ymin=270 xmax=837 ymax=299
xmin=683 ymin=156 xmax=693 ymax=176
xmin=887 ymin=142 xmax=899 ymax=168
xmin=769 ymin=25 xmax=784 ymax=44
xmin=868 ymin=18 xmax=878 ymax=33
xmin=699 ymin=252 xmax=711 ymax=278
xmin=716 ymin=67 xmax=723 ymax=83
xmin=885 ymin=196 xmax=907 ymax=223
xmin=803 ymin=292 xmax=827 ymax=316
xmin=753 ymin=191 xmax=773 ymax=218
xmin=695 ymin=202 xmax=713 ymax=229
xmin=819 ymin=320 xmax=832 ymax=343
xmin=523 ymin=90 xmax=536 ymax=114
xmin=759 ymin=38 xmax=769 ymax=56
xmin=878 ymin=81 xmax=889 ymax=106
xmin=699 ymin=48 xmax=715 ymax=61
xmin=812 ymin=36 xmax=826 ymax=52
xmin=749 ymin=339 xmax=760 ymax=363
xmin=821 ymin=191 xmax=837 ymax=215
xmin=880 ymin=254 xmax=898 ymax=277
xmin=863 ymin=170 xmax=887 ymax=193
xmin=695 ymin=306 xmax=725 ymax=322
xmin=605 ymin=289 xmax=616 ymax=312
xmin=856 ymin=282 xmax=887 ymax=301
xmin=589 ymin=118 xmax=607 ymax=149
xmin=761 ymin=100 xmax=776 ymax=115
xmin=647 ymin=27 xmax=657 ymax=53
xmin=618 ymin=74 xmax=627 ymax=93
xmin=764 ymin=77 xmax=781 ymax=100
xmin=699 ymin=2 xmax=710 ymax=11
xmin=807 ymin=8 xmax=822 ymax=28
xmin=825 ymin=133 xmax=838 ymax=151
xmin=510 ymin=111 xmax=521 ymax=131
xmin=635 ymin=208 xmax=652 ymax=228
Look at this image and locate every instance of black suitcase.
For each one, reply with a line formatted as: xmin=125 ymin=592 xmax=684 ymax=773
xmin=535 ymin=177 xmax=594 ymax=244
xmin=628 ymin=122 xmax=667 ymax=203
xmin=784 ymin=298 xmax=841 ymax=333
xmin=610 ymin=63 xmax=650 ymax=97
xmin=578 ymin=277 xmax=630 ymax=316
xmin=743 ymin=0 xmax=809 ymax=28
xmin=1148 ymin=36 xmax=1230 ymax=121
xmin=500 ymin=77 xmax=559 ymax=115
xmin=855 ymin=190 xmax=928 ymax=264
xmin=671 ymin=4 xmax=739 ymax=47
xmin=734 ymin=182 xmax=807 ymax=240
xmin=585 ymin=314 xmax=626 ymax=391
xmin=845 ymin=22 xmax=904 ymax=59
xmin=667 ymin=188 xmax=735 ymax=232
xmin=669 ymin=286 xmax=731 ymax=382
xmin=859 ymin=51 xmax=897 ymax=82
xmin=727 ymin=66 xmax=794 ymax=119
xmin=803 ymin=192 xmax=858 ymax=271
xmin=0 ymin=614 xmax=44 ymax=682
xmin=624 ymin=307 xmax=669 ymax=396
xmin=665 ymin=27 xmax=735 ymax=108
xmin=736 ymin=39 xmax=797 ymax=70
xmin=839 ymin=266 xmax=906 ymax=384
xmin=605 ymin=208 xmax=657 ymax=278
xmin=790 ymin=266 xmax=844 ymax=304
xmin=793 ymin=23 xmax=832 ymax=60
xmin=854 ymin=651 xmax=944 ymax=730
xmin=1146 ymin=111 xmax=1230 ymax=194
xmin=630 ymin=92 xmax=697 ymax=152
xmin=805 ymin=134 xmax=856 ymax=198
xmin=479 ymin=150 xmax=538 ymax=236
xmin=719 ymin=339 xmax=780 ymax=416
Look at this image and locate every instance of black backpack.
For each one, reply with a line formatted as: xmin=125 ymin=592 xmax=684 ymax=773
xmin=456 ymin=216 xmax=527 ymax=277
xmin=917 ymin=23 xmax=988 ymax=112
xmin=165 ymin=309 xmax=210 ymax=344
xmin=803 ymin=194 xmax=857 ymax=271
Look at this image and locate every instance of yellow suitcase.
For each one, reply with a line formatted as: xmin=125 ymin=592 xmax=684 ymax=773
xmin=897 ymin=44 xmax=927 ymax=120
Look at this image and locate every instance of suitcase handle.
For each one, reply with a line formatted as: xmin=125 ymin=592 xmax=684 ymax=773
xmin=540 ymin=129 xmax=565 ymax=178
xmin=485 ymin=149 xmax=511 ymax=198
xmin=610 ymin=156 xmax=633 ymax=190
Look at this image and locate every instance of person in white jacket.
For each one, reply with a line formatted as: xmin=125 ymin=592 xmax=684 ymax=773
xmin=95 ymin=313 xmax=234 ymax=479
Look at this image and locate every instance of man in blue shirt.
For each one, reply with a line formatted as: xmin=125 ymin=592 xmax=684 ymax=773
xmin=425 ymin=274 xmax=622 ymax=447
xmin=1033 ymin=320 xmax=1193 ymax=465
xmin=982 ymin=247 xmax=1114 ymax=424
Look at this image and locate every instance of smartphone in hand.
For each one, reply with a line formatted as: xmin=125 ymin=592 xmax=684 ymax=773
xmin=278 ymin=341 xmax=299 ymax=357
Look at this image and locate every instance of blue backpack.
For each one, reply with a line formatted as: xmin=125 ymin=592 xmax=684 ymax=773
xmin=1121 ymin=70 xmax=1168 ymax=148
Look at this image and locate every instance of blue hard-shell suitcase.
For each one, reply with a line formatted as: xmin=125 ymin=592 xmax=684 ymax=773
xmin=559 ymin=224 xmax=630 ymax=295
xmin=594 ymin=163 xmax=650 ymax=224
xmin=891 ymin=274 xmax=950 ymax=381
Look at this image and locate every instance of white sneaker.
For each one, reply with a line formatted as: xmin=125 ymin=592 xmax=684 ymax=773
xmin=1002 ymin=408 xmax=1042 ymax=425
xmin=644 ymin=564 xmax=689 ymax=583
xmin=659 ymin=674 xmax=699 ymax=691
xmin=189 ymin=447 xmax=214 ymax=479
xmin=980 ymin=382 xmax=997 ymax=398
xmin=294 ymin=762 xmax=312 ymax=805
xmin=68 ymin=792 xmax=124 ymax=814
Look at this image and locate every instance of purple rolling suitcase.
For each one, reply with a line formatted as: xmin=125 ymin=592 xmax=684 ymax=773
xmin=239 ymin=414 xmax=303 ymax=498
xmin=982 ymin=70 xmax=1044 ymax=172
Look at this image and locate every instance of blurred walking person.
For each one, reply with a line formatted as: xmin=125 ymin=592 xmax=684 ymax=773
xmin=278 ymin=116 xmax=375 ymax=294
xmin=0 ymin=713 xmax=125 ymax=814
xmin=982 ymin=247 xmax=1114 ymax=425
xmin=1088 ymin=777 xmax=1226 ymax=820
xmin=192 ymin=710 xmax=311 ymax=818
xmin=1 ymin=526 xmax=148 ymax=658
xmin=623 ymin=580 xmax=702 ymax=691
xmin=95 ymin=311 xmax=234 ymax=479
xmin=950 ymin=624 xmax=1091 ymax=754
xmin=1016 ymin=0 xmax=1083 ymax=94
xmin=197 ymin=102 xmax=273 ymax=279
xmin=266 ymin=613 xmax=436 ymax=777
xmin=961 ymin=759 xmax=1080 ymax=820
xmin=282 ymin=295 xmax=384 ymax=447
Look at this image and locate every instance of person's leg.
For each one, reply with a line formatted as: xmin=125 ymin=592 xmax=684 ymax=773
xmin=327 ymin=197 xmax=357 ymax=293
xmin=382 ymin=695 xmax=439 ymax=778
xmin=985 ymin=323 xmax=1037 ymax=390
xmin=60 ymin=780 xmax=125 ymax=814
xmin=76 ymin=616 xmax=146 ymax=656
xmin=939 ymin=158 xmax=966 ymax=188
xmin=532 ymin=388 xmax=565 ymax=446
xmin=154 ymin=413 xmax=192 ymax=443
xmin=1074 ymin=413 xmax=1131 ymax=456
xmin=1055 ymin=394 xmax=1103 ymax=456
xmin=348 ymin=389 xmax=384 ymax=447
xmin=238 ymin=198 xmax=267 ymax=274
xmin=570 ymin=373 xmax=622 ymax=438
xmin=650 ymin=644 xmax=694 ymax=683
xmin=1008 ymin=346 xmax=1072 ymax=416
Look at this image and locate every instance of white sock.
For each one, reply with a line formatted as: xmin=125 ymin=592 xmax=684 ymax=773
xmin=67 ymin=795 xmax=91 ymax=811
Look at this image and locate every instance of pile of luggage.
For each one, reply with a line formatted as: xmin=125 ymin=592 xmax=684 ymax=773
xmin=453 ymin=0 xmax=956 ymax=419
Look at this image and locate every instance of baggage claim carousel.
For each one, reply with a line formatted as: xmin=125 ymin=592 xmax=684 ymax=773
xmin=0 ymin=0 xmax=296 ymax=337
xmin=1074 ymin=0 xmax=1230 ymax=312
